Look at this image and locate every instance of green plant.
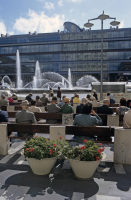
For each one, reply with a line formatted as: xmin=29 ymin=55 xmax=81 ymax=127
xmin=62 ymin=140 xmax=105 ymax=161
xmin=23 ymin=136 xmax=67 ymax=160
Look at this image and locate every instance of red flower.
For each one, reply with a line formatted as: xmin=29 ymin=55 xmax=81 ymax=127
xmin=81 ymin=146 xmax=85 ymax=150
xmin=35 ymin=136 xmax=38 ymax=137
xmin=53 ymin=151 xmax=54 ymax=153
xmin=96 ymin=156 xmax=100 ymax=161
xmin=29 ymin=148 xmax=34 ymax=152
xmin=99 ymin=143 xmax=102 ymax=146
xmin=83 ymin=139 xmax=87 ymax=143
xmin=103 ymin=147 xmax=105 ymax=149
xmin=53 ymin=144 xmax=57 ymax=148
xmin=97 ymin=150 xmax=101 ymax=154
xmin=59 ymin=136 xmax=62 ymax=139
xmin=49 ymin=149 xmax=52 ymax=152
xmin=50 ymin=152 xmax=52 ymax=155
xmin=46 ymin=139 xmax=48 ymax=141
xmin=25 ymin=148 xmax=28 ymax=152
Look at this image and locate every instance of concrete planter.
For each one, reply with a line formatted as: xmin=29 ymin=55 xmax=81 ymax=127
xmin=68 ymin=158 xmax=100 ymax=179
xmin=26 ymin=157 xmax=57 ymax=175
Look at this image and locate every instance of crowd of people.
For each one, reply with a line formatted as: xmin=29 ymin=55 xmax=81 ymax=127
xmin=0 ymin=87 xmax=131 ymax=140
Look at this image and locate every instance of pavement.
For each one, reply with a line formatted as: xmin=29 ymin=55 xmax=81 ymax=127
xmin=0 ymin=140 xmax=131 ymax=200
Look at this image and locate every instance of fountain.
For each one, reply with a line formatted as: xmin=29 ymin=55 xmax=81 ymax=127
xmin=34 ymin=61 xmax=42 ymax=88
xmin=16 ymin=50 xmax=22 ymax=88
xmin=76 ymin=75 xmax=99 ymax=88
xmin=68 ymin=68 xmax=72 ymax=88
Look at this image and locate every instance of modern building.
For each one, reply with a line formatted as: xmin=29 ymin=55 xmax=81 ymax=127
xmin=0 ymin=21 xmax=131 ymax=86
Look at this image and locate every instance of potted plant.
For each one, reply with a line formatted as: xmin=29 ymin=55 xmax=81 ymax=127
xmin=23 ymin=136 xmax=62 ymax=175
xmin=62 ymin=140 xmax=105 ymax=179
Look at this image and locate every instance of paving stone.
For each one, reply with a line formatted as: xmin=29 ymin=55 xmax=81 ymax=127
xmin=96 ymin=195 xmax=121 ymax=200
xmin=114 ymin=164 xmax=126 ymax=174
xmin=0 ymin=185 xmax=29 ymax=200
xmin=72 ymin=192 xmax=84 ymax=200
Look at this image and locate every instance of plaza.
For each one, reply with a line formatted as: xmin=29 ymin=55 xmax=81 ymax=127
xmin=0 ymin=0 xmax=131 ymax=199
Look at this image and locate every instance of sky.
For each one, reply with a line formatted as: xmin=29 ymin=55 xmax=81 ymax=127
xmin=0 ymin=0 xmax=130 ymax=35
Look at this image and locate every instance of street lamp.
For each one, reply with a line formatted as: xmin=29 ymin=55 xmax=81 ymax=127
xmin=84 ymin=11 xmax=120 ymax=101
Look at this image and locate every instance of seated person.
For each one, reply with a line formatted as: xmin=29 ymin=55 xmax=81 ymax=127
xmin=116 ymin=97 xmax=129 ymax=115
xmin=86 ymin=94 xmax=92 ymax=103
xmin=12 ymin=93 xmax=18 ymax=100
xmin=7 ymin=96 xmax=14 ymax=103
xmin=47 ymin=97 xmax=61 ymax=124
xmin=25 ymin=93 xmax=33 ymax=102
xmin=73 ymin=102 xmax=103 ymax=143
xmin=28 ymin=100 xmax=42 ymax=113
xmin=61 ymin=97 xmax=74 ymax=113
xmin=15 ymin=100 xmax=37 ymax=138
xmin=73 ymin=94 xmax=81 ymax=104
xmin=57 ymin=95 xmax=66 ymax=107
xmin=35 ymin=95 xmax=43 ymax=107
xmin=0 ymin=95 xmax=9 ymax=106
xmin=97 ymin=99 xmax=113 ymax=114
xmin=40 ymin=93 xmax=49 ymax=103
xmin=107 ymin=92 xmax=115 ymax=104
xmin=49 ymin=93 xmax=54 ymax=102
xmin=0 ymin=107 xmax=11 ymax=136
xmin=76 ymin=97 xmax=88 ymax=113
xmin=123 ymin=107 xmax=131 ymax=128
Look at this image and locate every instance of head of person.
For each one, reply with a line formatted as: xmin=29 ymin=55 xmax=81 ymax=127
xmin=13 ymin=93 xmax=16 ymax=96
xmin=82 ymin=102 xmax=92 ymax=115
xmin=43 ymin=93 xmax=46 ymax=97
xmin=82 ymin=97 xmax=88 ymax=104
xmin=103 ymin=99 xmax=110 ymax=107
xmin=93 ymin=89 xmax=96 ymax=93
xmin=51 ymin=93 xmax=54 ymax=97
xmin=63 ymin=97 xmax=70 ymax=104
xmin=74 ymin=92 xmax=76 ymax=96
xmin=86 ymin=94 xmax=91 ymax=100
xmin=50 ymin=88 xmax=52 ymax=91
xmin=1 ymin=95 xmax=5 ymax=99
xmin=107 ymin=92 xmax=110 ymax=96
xmin=58 ymin=87 xmax=61 ymax=90
xmin=75 ymin=94 xmax=79 ymax=98
xmin=31 ymin=100 xmax=36 ymax=106
xmin=51 ymin=96 xmax=57 ymax=104
xmin=62 ymin=95 xmax=66 ymax=100
xmin=21 ymin=100 xmax=29 ymax=109
xmin=120 ymin=97 xmax=127 ymax=106
xmin=36 ymin=95 xmax=40 ymax=101
xmin=29 ymin=93 xmax=32 ymax=97
xmin=90 ymin=96 xmax=96 ymax=101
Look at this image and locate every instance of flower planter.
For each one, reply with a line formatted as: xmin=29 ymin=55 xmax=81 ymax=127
xmin=26 ymin=157 xmax=57 ymax=175
xmin=68 ymin=152 xmax=106 ymax=179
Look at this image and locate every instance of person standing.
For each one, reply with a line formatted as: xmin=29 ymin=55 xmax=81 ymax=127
xmin=93 ymin=89 xmax=98 ymax=100
xmin=57 ymin=87 xmax=62 ymax=100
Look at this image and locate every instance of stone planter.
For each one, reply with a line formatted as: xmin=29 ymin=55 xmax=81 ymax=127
xmin=68 ymin=153 xmax=106 ymax=179
xmin=26 ymin=157 xmax=57 ymax=175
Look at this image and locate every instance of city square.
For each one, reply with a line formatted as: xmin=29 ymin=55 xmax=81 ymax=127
xmin=0 ymin=0 xmax=131 ymax=199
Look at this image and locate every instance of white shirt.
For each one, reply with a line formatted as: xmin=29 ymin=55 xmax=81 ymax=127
xmin=28 ymin=106 xmax=42 ymax=113
xmin=123 ymin=109 xmax=131 ymax=128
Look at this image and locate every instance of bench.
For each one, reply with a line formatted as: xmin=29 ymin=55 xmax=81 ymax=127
xmin=6 ymin=111 xmax=124 ymax=126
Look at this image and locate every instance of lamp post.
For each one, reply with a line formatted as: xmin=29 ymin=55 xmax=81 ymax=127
xmin=84 ymin=11 xmax=120 ymax=101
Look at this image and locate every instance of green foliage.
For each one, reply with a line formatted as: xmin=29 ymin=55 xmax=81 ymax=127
xmin=62 ymin=140 xmax=104 ymax=161
xmin=23 ymin=136 xmax=67 ymax=160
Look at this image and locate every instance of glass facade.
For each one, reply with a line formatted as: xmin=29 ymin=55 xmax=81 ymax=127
xmin=0 ymin=22 xmax=131 ymax=85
